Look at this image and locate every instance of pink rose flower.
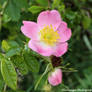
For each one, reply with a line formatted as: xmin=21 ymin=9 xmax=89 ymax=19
xmin=21 ymin=10 xmax=71 ymax=57
xmin=48 ymin=68 xmax=62 ymax=86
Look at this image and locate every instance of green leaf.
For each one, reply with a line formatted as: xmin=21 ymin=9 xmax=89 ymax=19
xmin=2 ymin=40 xmax=20 ymax=52
xmin=24 ymin=51 xmax=40 ymax=73
xmin=0 ymin=53 xmax=4 ymax=62
xmin=52 ymin=0 xmax=61 ymax=9
xmin=6 ymin=48 xmax=21 ymax=57
xmin=11 ymin=55 xmax=28 ymax=75
xmin=83 ymin=35 xmax=92 ymax=51
xmin=82 ymin=16 xmax=91 ymax=29
xmin=5 ymin=0 xmax=20 ymax=21
xmin=5 ymin=0 xmax=28 ymax=21
xmin=0 ymin=73 xmax=4 ymax=91
xmin=52 ymin=84 xmax=69 ymax=92
xmin=28 ymin=6 xmax=44 ymax=14
xmin=15 ymin=0 xmax=28 ymax=9
xmin=36 ymin=0 xmax=48 ymax=7
xmin=58 ymin=4 xmax=65 ymax=12
xmin=1 ymin=59 xmax=17 ymax=90
xmin=2 ymin=40 xmax=10 ymax=52
xmin=8 ymin=41 xmax=19 ymax=48
xmin=2 ymin=14 xmax=11 ymax=23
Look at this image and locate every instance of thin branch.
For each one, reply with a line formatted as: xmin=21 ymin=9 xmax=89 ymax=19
xmin=34 ymin=63 xmax=51 ymax=90
xmin=48 ymin=0 xmax=50 ymax=9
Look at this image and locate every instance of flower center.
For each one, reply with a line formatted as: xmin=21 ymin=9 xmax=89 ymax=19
xmin=39 ymin=25 xmax=60 ymax=46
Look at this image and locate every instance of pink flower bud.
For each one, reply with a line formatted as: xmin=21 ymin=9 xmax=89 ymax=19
xmin=48 ymin=68 xmax=62 ymax=86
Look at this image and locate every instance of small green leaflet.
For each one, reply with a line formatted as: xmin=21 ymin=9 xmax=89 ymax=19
xmin=1 ymin=59 xmax=17 ymax=90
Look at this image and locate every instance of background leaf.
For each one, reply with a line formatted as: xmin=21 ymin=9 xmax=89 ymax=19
xmin=36 ymin=0 xmax=48 ymax=7
xmin=24 ymin=51 xmax=40 ymax=73
xmin=1 ymin=59 xmax=17 ymax=90
xmin=2 ymin=40 xmax=10 ymax=52
xmin=5 ymin=0 xmax=20 ymax=21
xmin=11 ymin=55 xmax=28 ymax=75
xmin=6 ymin=48 xmax=21 ymax=57
xmin=5 ymin=0 xmax=28 ymax=21
xmin=82 ymin=15 xmax=91 ymax=29
xmin=28 ymin=6 xmax=44 ymax=14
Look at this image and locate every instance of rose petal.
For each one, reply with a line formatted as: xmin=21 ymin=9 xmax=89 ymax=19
xmin=53 ymin=42 xmax=68 ymax=57
xmin=57 ymin=21 xmax=72 ymax=42
xmin=37 ymin=10 xmax=61 ymax=30
xmin=28 ymin=40 xmax=53 ymax=56
xmin=21 ymin=21 xmax=39 ymax=40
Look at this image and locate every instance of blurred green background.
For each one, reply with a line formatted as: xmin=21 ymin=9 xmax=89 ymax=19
xmin=0 ymin=0 xmax=92 ymax=92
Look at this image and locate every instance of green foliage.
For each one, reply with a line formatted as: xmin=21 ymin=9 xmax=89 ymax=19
xmin=1 ymin=40 xmax=22 ymax=57
xmin=23 ymin=51 xmax=40 ymax=73
xmin=75 ymin=67 xmax=92 ymax=88
xmin=83 ymin=35 xmax=92 ymax=50
xmin=82 ymin=15 xmax=91 ymax=29
xmin=6 ymin=47 xmax=21 ymax=57
xmin=52 ymin=84 xmax=69 ymax=92
xmin=0 ymin=53 xmax=4 ymax=61
xmin=1 ymin=58 xmax=17 ymax=90
xmin=0 ymin=73 xmax=4 ymax=91
xmin=28 ymin=6 xmax=44 ymax=14
xmin=11 ymin=55 xmax=28 ymax=75
xmin=2 ymin=40 xmax=10 ymax=51
xmin=3 ymin=0 xmax=28 ymax=21
xmin=52 ymin=0 xmax=61 ymax=9
xmin=36 ymin=0 xmax=48 ymax=7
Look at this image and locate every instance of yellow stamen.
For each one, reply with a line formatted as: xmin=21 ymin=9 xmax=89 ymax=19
xmin=39 ymin=25 xmax=60 ymax=46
